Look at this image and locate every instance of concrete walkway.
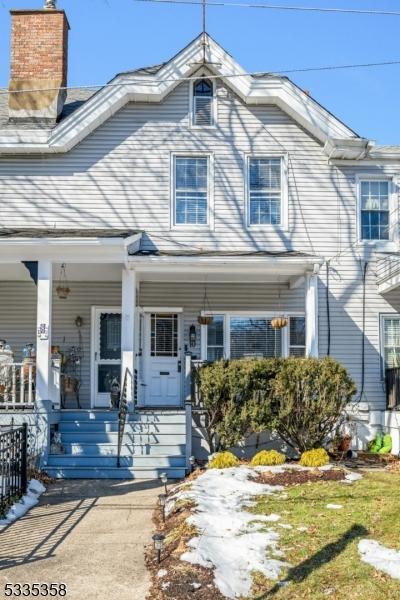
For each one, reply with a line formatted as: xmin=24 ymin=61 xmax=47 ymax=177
xmin=0 ymin=479 xmax=162 ymax=600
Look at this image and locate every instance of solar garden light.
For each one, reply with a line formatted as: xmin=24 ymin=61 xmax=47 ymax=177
xmin=189 ymin=455 xmax=196 ymax=471
xmin=158 ymin=493 xmax=167 ymax=522
xmin=152 ymin=533 xmax=165 ymax=564
xmin=160 ymin=472 xmax=168 ymax=494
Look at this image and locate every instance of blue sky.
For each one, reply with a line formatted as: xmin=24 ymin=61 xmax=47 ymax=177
xmin=1 ymin=0 xmax=400 ymax=144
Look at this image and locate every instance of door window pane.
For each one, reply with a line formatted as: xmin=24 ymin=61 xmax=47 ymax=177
xmin=360 ymin=181 xmax=390 ymax=240
xmin=207 ymin=315 xmax=224 ymax=361
xmin=249 ymin=158 xmax=282 ymax=225
xmin=175 ymin=157 xmax=208 ymax=225
xmin=289 ymin=316 xmax=306 ymax=357
xmin=151 ymin=314 xmax=178 ymax=357
xmin=100 ymin=313 xmax=121 ymax=360
xmin=383 ymin=317 xmax=400 ymax=368
xmin=98 ymin=364 xmax=120 ymax=393
xmin=230 ymin=317 xmax=282 ymax=359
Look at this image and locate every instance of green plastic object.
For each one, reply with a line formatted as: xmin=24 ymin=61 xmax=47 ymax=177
xmin=378 ymin=433 xmax=392 ymax=454
xmin=368 ymin=433 xmax=383 ymax=454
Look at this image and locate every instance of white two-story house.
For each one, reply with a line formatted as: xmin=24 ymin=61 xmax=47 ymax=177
xmin=0 ymin=2 xmax=399 ymax=478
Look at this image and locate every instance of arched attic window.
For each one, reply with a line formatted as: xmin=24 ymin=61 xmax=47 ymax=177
xmin=192 ymin=78 xmax=214 ymax=127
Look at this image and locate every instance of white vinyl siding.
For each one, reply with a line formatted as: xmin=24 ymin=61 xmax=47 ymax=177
xmin=173 ymin=156 xmax=209 ymax=226
xmin=247 ymin=157 xmax=282 ymax=226
xmin=360 ymin=180 xmax=390 ymax=241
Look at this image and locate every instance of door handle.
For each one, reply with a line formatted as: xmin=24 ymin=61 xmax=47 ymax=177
xmin=177 ymin=360 xmax=182 ymax=373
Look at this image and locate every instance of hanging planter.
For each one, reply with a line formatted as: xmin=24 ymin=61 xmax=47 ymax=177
xmin=197 ymin=279 xmax=214 ymax=326
xmin=56 ymin=263 xmax=71 ymax=300
xmin=197 ymin=315 xmax=214 ymax=326
xmin=271 ymin=316 xmax=288 ymax=330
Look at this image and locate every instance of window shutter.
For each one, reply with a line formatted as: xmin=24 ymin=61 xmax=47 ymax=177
xmin=194 ymin=96 xmax=213 ymax=126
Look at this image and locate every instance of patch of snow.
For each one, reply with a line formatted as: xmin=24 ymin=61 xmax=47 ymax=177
xmin=297 ymin=526 xmax=308 ymax=532
xmin=0 ymin=479 xmax=46 ymax=530
xmin=358 ymin=539 xmax=400 ymax=579
xmin=191 ymin=582 xmax=202 ymax=590
xmin=157 ymin=569 xmax=168 ymax=578
xmin=279 ymin=523 xmax=293 ymax=530
xmin=326 ymin=504 xmax=343 ymax=510
xmin=264 ymin=513 xmax=281 ymax=522
xmin=344 ymin=472 xmax=362 ymax=483
xmin=176 ymin=466 xmax=288 ymax=599
xmin=161 ymin=581 xmax=170 ymax=590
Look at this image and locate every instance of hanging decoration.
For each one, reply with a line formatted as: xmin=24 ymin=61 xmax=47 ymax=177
xmin=56 ymin=263 xmax=71 ymax=300
xmin=197 ymin=279 xmax=214 ymax=326
xmin=271 ymin=282 xmax=288 ymax=330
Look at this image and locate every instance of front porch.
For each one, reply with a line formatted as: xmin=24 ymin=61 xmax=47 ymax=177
xmin=0 ymin=232 xmax=322 ymax=476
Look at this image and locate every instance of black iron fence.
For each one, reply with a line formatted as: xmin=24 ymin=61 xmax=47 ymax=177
xmin=386 ymin=367 xmax=400 ymax=410
xmin=0 ymin=424 xmax=28 ymax=518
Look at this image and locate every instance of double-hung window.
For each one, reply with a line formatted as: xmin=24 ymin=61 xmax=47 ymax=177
xmin=173 ymin=156 xmax=209 ymax=226
xmin=359 ymin=179 xmax=390 ymax=241
xmin=381 ymin=315 xmax=400 ymax=370
xmin=289 ymin=316 xmax=306 ymax=357
xmin=247 ymin=157 xmax=284 ymax=226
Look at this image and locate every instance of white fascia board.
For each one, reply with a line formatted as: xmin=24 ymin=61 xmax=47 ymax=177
xmin=127 ymin=254 xmax=324 ymax=274
xmin=0 ymin=236 xmax=136 ymax=263
xmin=324 ymin=137 xmax=373 ymax=160
xmin=0 ymin=35 xmax=358 ymax=155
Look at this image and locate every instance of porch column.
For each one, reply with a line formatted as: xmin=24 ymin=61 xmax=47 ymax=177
xmin=305 ymin=271 xmax=319 ymax=357
xmin=121 ymin=267 xmax=136 ymax=407
xmin=36 ymin=260 xmax=52 ymax=402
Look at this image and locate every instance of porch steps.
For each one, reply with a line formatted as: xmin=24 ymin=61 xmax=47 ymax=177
xmin=45 ymin=409 xmax=188 ymax=480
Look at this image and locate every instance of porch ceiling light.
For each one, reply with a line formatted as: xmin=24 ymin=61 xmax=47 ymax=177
xmin=56 ymin=263 xmax=70 ymax=300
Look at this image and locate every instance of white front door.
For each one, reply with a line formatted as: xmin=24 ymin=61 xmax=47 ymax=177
xmin=91 ymin=307 xmax=122 ymax=408
xmin=142 ymin=312 xmax=181 ymax=406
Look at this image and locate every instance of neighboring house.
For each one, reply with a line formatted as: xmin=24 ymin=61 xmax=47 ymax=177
xmin=0 ymin=2 xmax=399 ymax=478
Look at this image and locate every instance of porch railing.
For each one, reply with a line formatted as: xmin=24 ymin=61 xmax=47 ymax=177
xmin=190 ymin=358 xmax=207 ymax=410
xmin=386 ymin=367 xmax=400 ymax=410
xmin=0 ymin=363 xmax=35 ymax=409
xmin=0 ymin=424 xmax=28 ymax=518
xmin=117 ymin=368 xmax=129 ymax=468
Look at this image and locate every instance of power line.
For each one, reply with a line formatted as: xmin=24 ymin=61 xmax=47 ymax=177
xmin=132 ymin=0 xmax=400 ymax=17
xmin=2 ymin=58 xmax=400 ymax=95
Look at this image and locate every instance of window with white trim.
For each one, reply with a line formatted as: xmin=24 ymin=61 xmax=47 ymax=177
xmin=289 ymin=316 xmax=306 ymax=357
xmin=360 ymin=180 xmax=390 ymax=241
xmin=174 ymin=156 xmax=209 ymax=225
xmin=206 ymin=315 xmax=224 ymax=361
xmin=192 ymin=79 xmax=214 ymax=127
xmin=382 ymin=316 xmax=400 ymax=369
xmin=248 ymin=157 xmax=282 ymax=226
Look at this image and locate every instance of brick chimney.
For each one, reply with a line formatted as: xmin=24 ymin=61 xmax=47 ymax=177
xmin=8 ymin=1 xmax=70 ymax=124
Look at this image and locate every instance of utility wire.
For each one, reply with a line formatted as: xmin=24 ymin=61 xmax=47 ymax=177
xmin=2 ymin=59 xmax=400 ymax=95
xmin=132 ymin=0 xmax=400 ymax=17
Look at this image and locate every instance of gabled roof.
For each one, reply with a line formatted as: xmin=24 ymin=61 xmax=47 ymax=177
xmin=0 ymin=33 xmax=374 ymax=157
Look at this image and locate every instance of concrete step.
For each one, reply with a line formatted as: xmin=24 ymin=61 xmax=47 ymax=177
xmin=59 ymin=421 xmax=186 ymax=434
xmin=44 ymin=465 xmax=186 ymax=480
xmin=58 ymin=431 xmax=187 ymax=444
xmin=61 ymin=442 xmax=186 ymax=456
xmin=46 ymin=454 xmax=186 ymax=468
